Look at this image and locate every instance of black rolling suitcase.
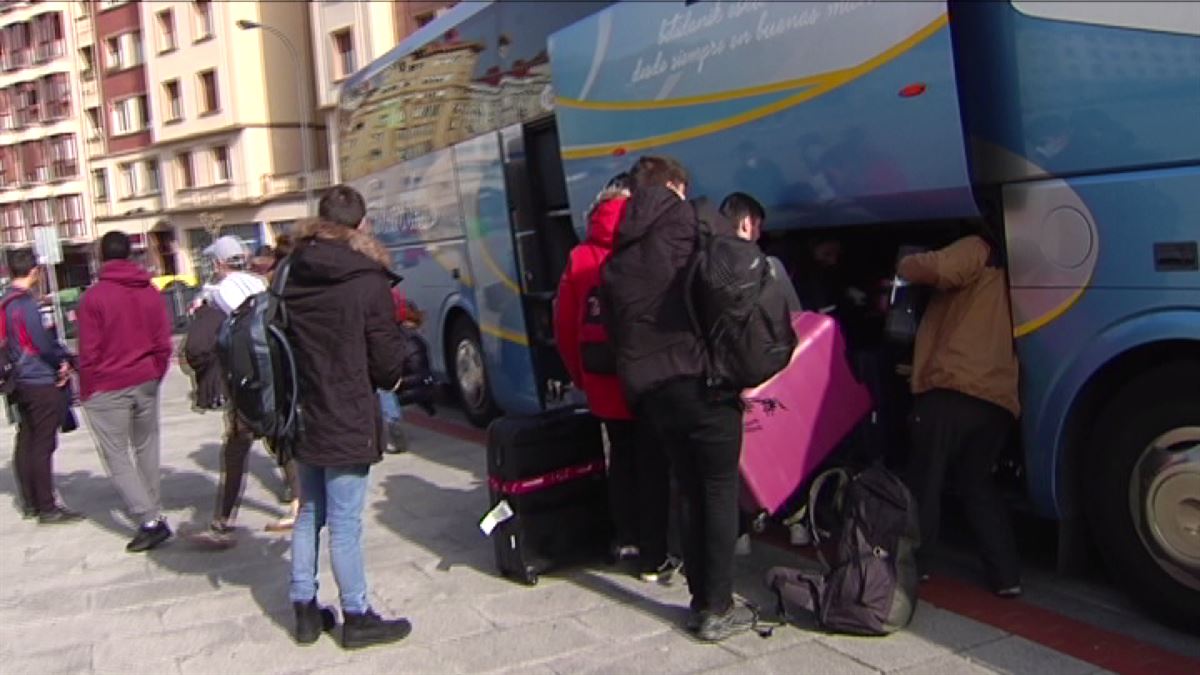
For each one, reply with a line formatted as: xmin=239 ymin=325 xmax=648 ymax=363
xmin=485 ymin=407 xmax=611 ymax=585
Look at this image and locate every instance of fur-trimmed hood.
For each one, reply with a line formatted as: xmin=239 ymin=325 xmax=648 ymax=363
xmin=289 ymin=218 xmax=395 ymax=286
xmin=294 ymin=218 xmax=391 ymax=268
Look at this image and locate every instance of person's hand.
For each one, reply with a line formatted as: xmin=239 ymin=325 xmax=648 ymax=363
xmin=56 ymin=362 xmax=72 ymax=388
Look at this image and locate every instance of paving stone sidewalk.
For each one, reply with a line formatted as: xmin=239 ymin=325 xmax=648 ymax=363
xmin=0 ymin=370 xmax=1112 ymax=674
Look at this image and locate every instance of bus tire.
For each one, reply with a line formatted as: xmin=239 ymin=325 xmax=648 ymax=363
xmin=448 ymin=319 xmax=500 ymax=428
xmin=1087 ymin=359 xmax=1200 ymax=627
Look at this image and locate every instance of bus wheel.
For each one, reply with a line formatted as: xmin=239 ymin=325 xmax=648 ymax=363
xmin=1089 ymin=360 xmax=1200 ymax=626
xmin=448 ymin=319 xmax=499 ymax=428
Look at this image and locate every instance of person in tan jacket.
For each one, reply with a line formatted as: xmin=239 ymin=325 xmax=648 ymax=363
xmin=897 ymin=225 xmax=1022 ymax=598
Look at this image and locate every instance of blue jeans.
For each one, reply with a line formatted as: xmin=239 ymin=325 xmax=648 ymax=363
xmin=378 ymin=390 xmax=403 ymax=424
xmin=290 ymin=462 xmax=371 ymax=613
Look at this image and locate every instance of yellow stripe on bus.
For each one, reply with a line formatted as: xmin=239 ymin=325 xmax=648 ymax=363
xmin=560 ymin=14 xmax=949 ymax=160
xmin=480 ymin=322 xmax=530 ymax=347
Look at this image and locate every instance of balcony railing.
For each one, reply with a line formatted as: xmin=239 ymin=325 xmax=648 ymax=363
xmin=34 ymin=41 xmax=66 ymax=64
xmin=261 ymin=169 xmax=331 ymax=198
xmin=75 ymin=14 xmax=93 ymax=46
xmin=57 ymin=220 xmax=89 ymax=240
xmin=3 ymin=227 xmax=32 ymax=246
xmin=86 ymin=136 xmax=105 ymax=157
xmin=174 ymin=182 xmax=246 ymax=209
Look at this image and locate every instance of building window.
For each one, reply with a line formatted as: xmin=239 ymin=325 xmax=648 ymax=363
xmin=212 ymin=145 xmax=231 ymax=183
xmin=56 ymin=195 xmax=84 ymax=239
xmin=332 ymin=28 xmax=355 ymax=80
xmin=198 ymin=69 xmax=218 ymax=114
xmin=176 ymin=151 xmax=195 ymax=189
xmin=110 ymin=95 xmax=147 ymax=135
xmin=48 ymin=134 xmax=76 ymax=179
xmin=20 ymin=139 xmax=46 ymax=183
xmin=32 ymin=12 xmax=65 ymax=63
xmin=145 ymin=159 xmax=160 ymax=193
xmin=156 ymin=9 xmax=176 ymax=53
xmin=0 ymin=88 xmax=11 ymax=130
xmin=118 ymin=162 xmax=138 ymax=198
xmin=40 ymin=72 xmax=70 ymax=120
xmin=104 ymin=31 xmax=141 ymax=71
xmin=193 ymin=1 xmax=213 ymax=41
xmin=79 ymin=45 xmax=94 ymax=79
xmin=162 ymin=79 xmax=182 ymax=122
xmin=92 ymin=168 xmax=108 ymax=202
xmin=85 ymin=106 xmax=101 ymax=139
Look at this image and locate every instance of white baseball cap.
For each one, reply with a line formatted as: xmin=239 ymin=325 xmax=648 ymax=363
xmin=203 ymin=235 xmax=249 ymax=263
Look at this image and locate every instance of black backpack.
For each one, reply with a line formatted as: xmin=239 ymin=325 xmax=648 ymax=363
xmin=217 ymin=260 xmax=301 ymax=464
xmin=685 ymin=208 xmax=796 ymax=390
xmin=766 ymin=464 xmax=921 ymax=636
xmin=0 ymin=296 xmax=18 ymax=396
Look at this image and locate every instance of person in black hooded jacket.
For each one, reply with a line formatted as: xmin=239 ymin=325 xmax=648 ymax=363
xmin=601 ymin=156 xmax=754 ymax=642
xmin=280 ymin=185 xmax=413 ymax=650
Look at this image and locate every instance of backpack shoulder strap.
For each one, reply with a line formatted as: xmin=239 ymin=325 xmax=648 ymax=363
xmin=269 ymin=257 xmax=293 ymax=327
xmin=807 ymin=467 xmax=851 ymax=569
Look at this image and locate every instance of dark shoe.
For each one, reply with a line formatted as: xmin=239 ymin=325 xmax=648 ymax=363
xmin=127 ymin=520 xmax=172 ymax=553
xmin=384 ymin=423 xmax=409 ymax=454
xmin=293 ymin=600 xmax=338 ymax=645
xmin=696 ymin=605 xmax=756 ymax=643
xmin=685 ymin=610 xmax=703 ymax=633
xmin=21 ymin=505 xmax=38 ymax=519
xmin=342 ymin=608 xmax=412 ymax=650
xmin=279 ymin=485 xmax=295 ymax=504
xmin=37 ymin=507 xmax=85 ymax=525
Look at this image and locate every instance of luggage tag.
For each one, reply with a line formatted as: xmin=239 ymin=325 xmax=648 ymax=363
xmin=479 ymin=499 xmax=514 ymax=536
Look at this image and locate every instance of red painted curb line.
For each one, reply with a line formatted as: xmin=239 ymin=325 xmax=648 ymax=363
xmin=405 ymin=411 xmax=488 ymax=446
xmin=406 ymin=413 xmax=1199 ymax=674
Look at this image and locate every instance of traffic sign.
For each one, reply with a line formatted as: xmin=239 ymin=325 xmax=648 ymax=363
xmin=33 ymin=226 xmax=62 ymax=266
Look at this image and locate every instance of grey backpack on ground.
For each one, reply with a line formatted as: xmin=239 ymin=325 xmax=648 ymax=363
xmin=217 ymin=259 xmax=301 ymax=465
xmin=766 ymin=463 xmax=921 ymax=636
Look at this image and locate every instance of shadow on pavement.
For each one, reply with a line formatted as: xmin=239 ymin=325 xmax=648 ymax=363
xmin=50 ymin=466 xmax=298 ymax=637
xmin=188 ymin=442 xmax=292 ymax=519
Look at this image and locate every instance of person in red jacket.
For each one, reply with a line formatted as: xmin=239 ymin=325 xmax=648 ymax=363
xmin=554 ymin=173 xmax=674 ymax=581
xmin=78 ymin=231 xmax=174 ymax=553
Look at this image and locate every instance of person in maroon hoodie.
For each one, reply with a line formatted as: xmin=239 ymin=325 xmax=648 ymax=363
xmin=554 ymin=173 xmax=674 ymax=581
xmin=78 ymin=231 xmax=174 ymax=553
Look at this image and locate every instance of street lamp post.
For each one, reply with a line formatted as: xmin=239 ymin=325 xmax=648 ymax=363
xmin=237 ymin=19 xmax=314 ymax=215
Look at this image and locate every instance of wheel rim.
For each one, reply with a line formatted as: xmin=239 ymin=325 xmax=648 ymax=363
xmin=455 ymin=337 xmax=487 ymax=412
xmin=1129 ymin=426 xmax=1200 ymax=591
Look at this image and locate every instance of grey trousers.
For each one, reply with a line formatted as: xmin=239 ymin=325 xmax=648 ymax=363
xmin=83 ymin=381 xmax=163 ymax=525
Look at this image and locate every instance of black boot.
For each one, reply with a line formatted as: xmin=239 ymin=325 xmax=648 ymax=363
xmin=341 ymin=609 xmax=412 ymax=650
xmin=293 ymin=600 xmax=337 ymax=645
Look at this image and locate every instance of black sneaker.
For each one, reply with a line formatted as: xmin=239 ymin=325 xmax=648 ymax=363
xmin=293 ymin=600 xmax=338 ymax=645
xmin=37 ymin=507 xmax=85 ymax=525
xmin=341 ymin=609 xmax=412 ymax=650
xmin=127 ymin=520 xmax=172 ymax=553
xmin=685 ymin=610 xmax=703 ymax=633
xmin=696 ymin=605 xmax=756 ymax=643
xmin=384 ymin=423 xmax=409 ymax=454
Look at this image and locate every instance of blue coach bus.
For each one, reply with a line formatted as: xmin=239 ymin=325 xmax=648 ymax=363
xmin=339 ymin=1 xmax=1199 ymax=622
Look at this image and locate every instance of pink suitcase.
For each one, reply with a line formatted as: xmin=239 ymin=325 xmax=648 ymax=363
xmin=740 ymin=312 xmax=873 ymax=515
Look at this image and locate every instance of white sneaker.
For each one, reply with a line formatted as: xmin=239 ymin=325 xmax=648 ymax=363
xmin=789 ymin=522 xmax=812 ymax=546
xmin=734 ymin=533 xmax=752 ymax=556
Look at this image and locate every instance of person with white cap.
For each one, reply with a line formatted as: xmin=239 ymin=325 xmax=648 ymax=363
xmin=184 ymin=235 xmax=297 ymax=546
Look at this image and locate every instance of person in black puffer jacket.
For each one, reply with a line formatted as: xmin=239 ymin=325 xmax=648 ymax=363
xmin=601 ymin=156 xmax=752 ymax=643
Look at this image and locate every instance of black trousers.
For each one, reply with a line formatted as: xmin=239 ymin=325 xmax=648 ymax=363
xmin=12 ymin=384 xmax=64 ymax=513
xmin=604 ymin=418 xmax=673 ymax=567
xmin=640 ymin=378 xmax=743 ymax=614
xmin=907 ymin=388 xmax=1020 ymax=590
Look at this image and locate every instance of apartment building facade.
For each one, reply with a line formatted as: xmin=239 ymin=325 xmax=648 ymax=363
xmin=0 ymin=0 xmax=93 ymax=287
xmin=311 ymin=0 xmax=456 ymax=183
xmin=83 ymin=0 xmax=323 ymax=280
